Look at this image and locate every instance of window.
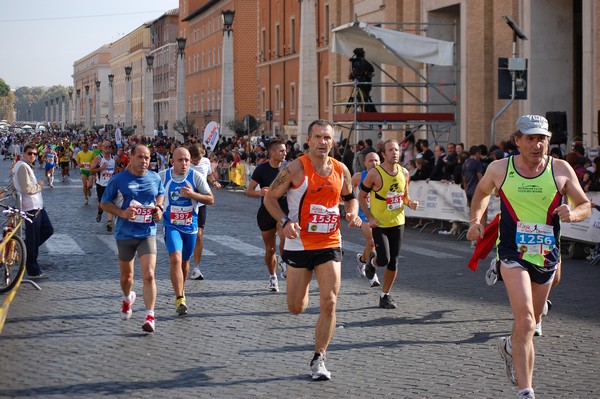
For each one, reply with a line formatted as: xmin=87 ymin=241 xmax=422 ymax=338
xmin=324 ymin=4 xmax=330 ymax=45
xmin=290 ymin=18 xmax=296 ymax=54
xmin=324 ymin=77 xmax=330 ymax=111
xmin=261 ymin=89 xmax=266 ymax=113
xmin=275 ymin=86 xmax=280 ymax=112
xmin=290 ymin=83 xmax=296 ymax=113
xmin=261 ymin=29 xmax=266 ymax=61
xmin=201 ymin=91 xmax=204 ymax=113
xmin=275 ymin=24 xmax=280 ymax=57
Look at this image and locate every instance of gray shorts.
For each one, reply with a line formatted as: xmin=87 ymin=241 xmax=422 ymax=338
xmin=116 ymin=236 xmax=157 ymax=262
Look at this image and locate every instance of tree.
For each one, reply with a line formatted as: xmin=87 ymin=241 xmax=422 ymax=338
xmin=173 ymin=118 xmax=196 ymax=140
xmin=0 ymin=78 xmax=15 ymax=121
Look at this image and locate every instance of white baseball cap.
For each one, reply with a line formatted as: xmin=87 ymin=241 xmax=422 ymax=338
xmin=516 ymin=115 xmax=551 ymax=137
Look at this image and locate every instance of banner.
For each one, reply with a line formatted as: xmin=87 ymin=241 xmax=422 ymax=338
xmin=115 ymin=127 xmax=122 ymax=147
xmin=405 ymin=181 xmax=499 ymax=223
xmin=203 ymin=121 xmax=219 ymax=151
xmin=404 ymin=181 xmax=599 ymax=244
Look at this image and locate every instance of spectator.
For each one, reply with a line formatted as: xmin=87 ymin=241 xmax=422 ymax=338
xmin=454 ymin=151 xmax=470 ymax=185
xmin=400 ymin=132 xmax=415 ymax=167
xmin=443 ymin=142 xmax=457 ymax=180
xmin=352 ymin=140 xmax=365 ymax=173
xmin=429 ymin=145 xmax=446 ymax=181
xmin=565 ymin=151 xmax=587 ymax=186
xmin=341 ymin=139 xmax=355 ymax=175
xmin=584 ymin=156 xmax=600 ymax=192
xmin=411 ymin=157 xmax=433 ymax=181
xmin=416 ymin=139 xmax=435 ymax=165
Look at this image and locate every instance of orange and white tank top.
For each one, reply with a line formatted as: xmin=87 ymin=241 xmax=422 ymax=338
xmin=285 ymin=156 xmax=344 ymax=251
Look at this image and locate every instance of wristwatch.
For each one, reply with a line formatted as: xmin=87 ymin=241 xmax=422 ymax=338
xmin=280 ymin=216 xmax=291 ymax=228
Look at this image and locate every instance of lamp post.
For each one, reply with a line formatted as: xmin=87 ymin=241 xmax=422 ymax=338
xmin=108 ymin=74 xmax=114 ymax=129
xmin=125 ymin=66 xmax=133 ymax=129
xmin=27 ymin=104 xmax=31 ymax=122
xmin=61 ymin=95 xmax=65 ymax=130
xmin=84 ymin=85 xmax=90 ymax=128
xmin=50 ymin=99 xmax=54 ymax=123
xmin=68 ymin=89 xmax=73 ymax=126
xmin=45 ymin=101 xmax=48 ymax=123
xmin=176 ymin=37 xmax=186 ymax=129
xmin=75 ymin=89 xmax=81 ymax=127
xmin=94 ymin=80 xmax=101 ymax=127
xmin=55 ymin=97 xmax=60 ymax=126
xmin=220 ymin=9 xmax=235 ymax=138
xmin=144 ymin=55 xmax=155 ymax=137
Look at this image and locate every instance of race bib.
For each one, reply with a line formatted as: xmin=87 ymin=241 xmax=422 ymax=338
xmin=386 ymin=191 xmax=405 ymax=210
xmin=170 ymin=205 xmax=193 ymax=226
xmin=307 ymin=204 xmax=340 ymax=233
xmin=100 ymin=169 xmax=114 ymax=181
xmin=515 ymin=222 xmax=556 ymax=255
xmin=82 ymin=162 xmax=91 ymax=169
xmin=131 ymin=205 xmax=154 ymax=223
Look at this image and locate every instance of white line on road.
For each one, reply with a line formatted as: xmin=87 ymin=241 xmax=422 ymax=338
xmin=42 ymin=233 xmax=86 ymax=255
xmin=205 ymin=235 xmax=264 ymax=256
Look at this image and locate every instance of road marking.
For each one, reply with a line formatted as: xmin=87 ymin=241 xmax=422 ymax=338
xmin=97 ymin=235 xmax=118 ymax=255
xmin=155 ymin=234 xmax=216 ymax=256
xmin=402 ymin=244 xmax=461 ymax=259
xmin=205 ymin=235 xmax=264 ymax=256
xmin=42 ymin=233 xmax=86 ymax=255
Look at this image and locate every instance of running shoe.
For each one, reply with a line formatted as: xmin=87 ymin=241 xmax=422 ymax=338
xmin=518 ymin=389 xmax=536 ymax=399
xmin=96 ymin=213 xmax=102 ymax=223
xmin=485 ymin=258 xmax=499 ymax=286
xmin=542 ymin=299 xmax=552 ymax=316
xmin=84 ymin=198 xmax=89 ymax=205
xmin=142 ymin=314 xmax=155 ymax=333
xmin=379 ymin=294 xmax=397 ymax=309
xmin=120 ymin=291 xmax=136 ymax=321
xmin=175 ymin=297 xmax=188 ymax=316
xmin=190 ymin=267 xmax=204 ymax=280
xmin=534 ymin=321 xmax=542 ymax=337
xmin=355 ymin=253 xmax=366 ymax=278
xmin=369 ymin=274 xmax=380 ymax=287
xmin=310 ymin=355 xmax=331 ymax=381
xmin=365 ymin=253 xmax=376 ymax=280
xmin=497 ymin=336 xmax=518 ymax=386
xmin=106 ymin=221 xmax=113 ymax=232
xmin=277 ymin=258 xmax=287 ymax=279
xmin=268 ymin=276 xmax=279 ymax=292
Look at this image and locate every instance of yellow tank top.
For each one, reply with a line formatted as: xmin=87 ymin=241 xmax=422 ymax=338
xmin=369 ymin=164 xmax=407 ymax=228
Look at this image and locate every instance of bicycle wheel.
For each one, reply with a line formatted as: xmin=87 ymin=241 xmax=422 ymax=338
xmin=0 ymin=235 xmax=26 ymax=294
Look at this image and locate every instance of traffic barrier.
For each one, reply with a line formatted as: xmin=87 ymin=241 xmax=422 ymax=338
xmin=405 ymin=180 xmax=600 ymax=244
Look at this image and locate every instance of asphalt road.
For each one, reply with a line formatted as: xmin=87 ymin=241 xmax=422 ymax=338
xmin=0 ymin=159 xmax=599 ymax=399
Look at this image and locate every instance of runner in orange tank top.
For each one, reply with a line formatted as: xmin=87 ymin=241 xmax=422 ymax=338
xmin=264 ymin=119 xmax=362 ymax=381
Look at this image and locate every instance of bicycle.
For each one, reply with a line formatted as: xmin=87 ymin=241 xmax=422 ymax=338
xmin=0 ymin=201 xmax=33 ymax=294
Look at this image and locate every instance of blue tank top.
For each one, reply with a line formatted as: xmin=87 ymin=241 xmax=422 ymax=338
xmin=163 ymin=169 xmax=199 ymax=234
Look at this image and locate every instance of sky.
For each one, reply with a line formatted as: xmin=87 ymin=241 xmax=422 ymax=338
xmin=0 ymin=0 xmax=180 ymax=89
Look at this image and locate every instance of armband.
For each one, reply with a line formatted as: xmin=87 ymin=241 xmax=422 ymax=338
xmin=341 ymin=193 xmax=355 ymax=202
xmin=360 ymin=183 xmax=371 ymax=193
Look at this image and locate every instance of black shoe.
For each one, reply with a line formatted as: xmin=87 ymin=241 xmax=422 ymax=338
xmin=28 ymin=273 xmax=48 ymax=280
xmin=96 ymin=213 xmax=102 ymax=223
xmin=106 ymin=221 xmax=113 ymax=232
xmin=379 ymin=294 xmax=397 ymax=309
xmin=364 ymin=253 xmax=376 ymax=280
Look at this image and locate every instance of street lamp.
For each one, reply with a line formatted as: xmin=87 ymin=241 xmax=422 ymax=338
xmin=55 ymin=97 xmax=60 ymax=125
xmin=220 ymin=9 xmax=235 ymax=137
xmin=125 ymin=66 xmax=133 ymax=129
xmin=75 ymin=89 xmax=81 ymax=127
xmin=84 ymin=84 xmax=90 ymax=128
xmin=145 ymin=55 xmax=155 ymax=137
xmin=108 ymin=74 xmax=114 ymax=129
xmin=95 ymin=80 xmax=101 ymax=127
xmin=68 ymin=89 xmax=73 ymax=125
xmin=222 ymin=9 xmax=235 ymax=35
xmin=176 ymin=37 xmax=186 ymax=128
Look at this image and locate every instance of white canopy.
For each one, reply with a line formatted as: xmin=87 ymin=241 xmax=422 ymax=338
xmin=331 ymin=22 xmax=454 ymax=68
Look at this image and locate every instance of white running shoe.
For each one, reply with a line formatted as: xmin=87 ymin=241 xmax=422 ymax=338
xmin=310 ymin=355 xmax=331 ymax=381
xmin=485 ymin=258 xmax=499 ymax=286
xmin=277 ymin=257 xmax=287 ymax=279
xmin=497 ymin=337 xmax=517 ymax=386
xmin=120 ymin=291 xmax=136 ymax=321
xmin=355 ymin=253 xmax=366 ymax=278
xmin=534 ymin=321 xmax=543 ymax=337
xmin=190 ymin=267 xmax=204 ymax=280
xmin=268 ymin=276 xmax=279 ymax=292
xmin=369 ymin=274 xmax=380 ymax=287
xmin=142 ymin=314 xmax=155 ymax=333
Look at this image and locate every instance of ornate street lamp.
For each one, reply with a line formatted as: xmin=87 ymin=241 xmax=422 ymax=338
xmin=108 ymin=74 xmax=114 ymax=128
xmin=68 ymin=89 xmax=73 ymax=125
xmin=176 ymin=37 xmax=187 ymax=127
xmin=222 ymin=9 xmax=235 ymax=35
xmin=84 ymin=85 xmax=90 ymax=128
xmin=95 ymin=80 xmax=101 ymax=127
xmin=125 ymin=66 xmax=133 ymax=129
xmin=145 ymin=55 xmax=155 ymax=137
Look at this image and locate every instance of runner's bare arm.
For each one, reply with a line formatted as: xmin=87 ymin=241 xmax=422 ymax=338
xmin=263 ymin=164 xmax=293 ymax=221
xmin=358 ymin=168 xmax=379 ymax=227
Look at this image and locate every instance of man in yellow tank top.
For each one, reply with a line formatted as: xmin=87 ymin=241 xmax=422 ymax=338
xmin=467 ymin=115 xmax=591 ymax=399
xmin=358 ymin=139 xmax=419 ymax=309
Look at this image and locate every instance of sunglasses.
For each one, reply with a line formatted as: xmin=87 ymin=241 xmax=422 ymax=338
xmin=27 ymin=151 xmax=38 ymax=156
